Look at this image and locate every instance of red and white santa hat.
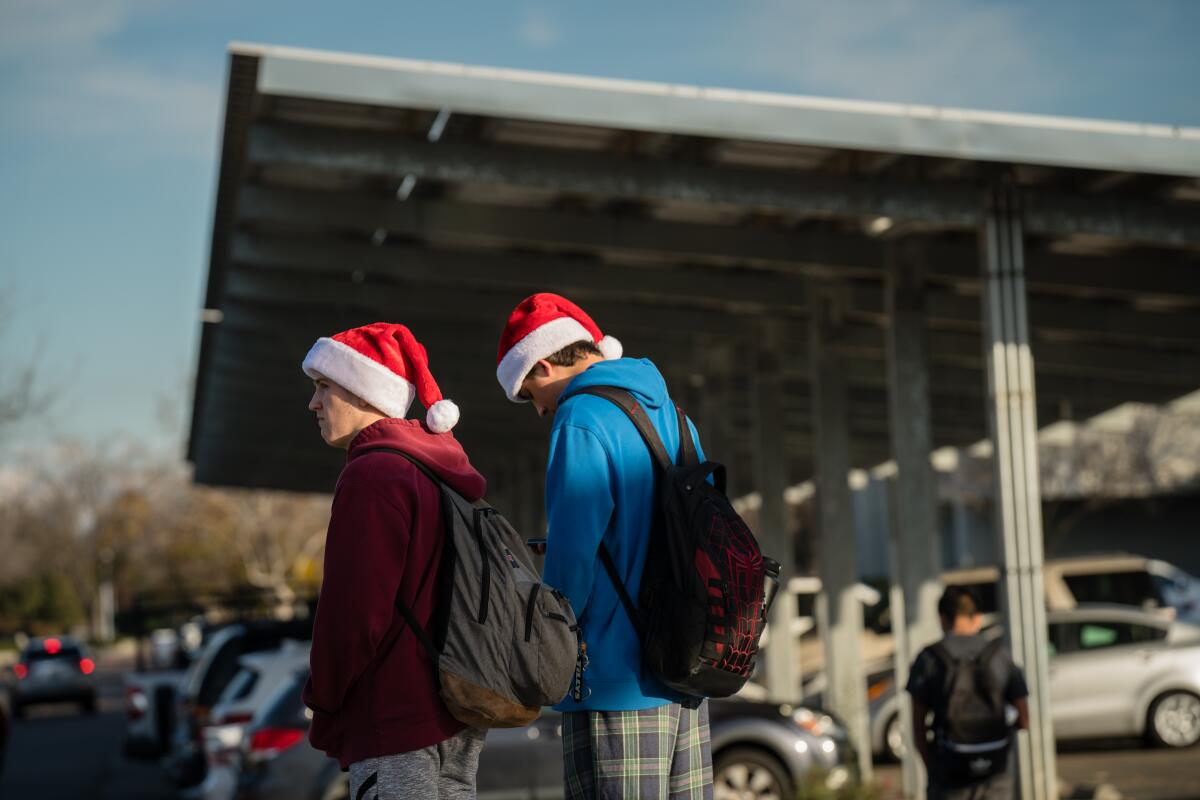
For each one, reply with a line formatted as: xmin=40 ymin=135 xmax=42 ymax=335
xmin=302 ymin=322 xmax=460 ymax=433
xmin=496 ymin=293 xmax=623 ymax=402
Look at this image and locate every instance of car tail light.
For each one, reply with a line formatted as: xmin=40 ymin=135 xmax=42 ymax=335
xmin=867 ymin=677 xmax=893 ymax=702
xmin=14 ymin=664 xmax=28 ymax=680
xmin=246 ymin=727 xmax=306 ymax=764
xmin=79 ymin=658 xmax=95 ymax=675
xmin=44 ymin=638 xmax=61 ymax=655
xmin=126 ymin=686 xmax=148 ymax=719
xmin=202 ymin=722 xmax=248 ymax=766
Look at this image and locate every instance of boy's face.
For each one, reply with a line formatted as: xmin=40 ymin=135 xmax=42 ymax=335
xmin=518 ymin=360 xmax=574 ymax=419
xmin=307 ymin=373 xmax=381 ymax=448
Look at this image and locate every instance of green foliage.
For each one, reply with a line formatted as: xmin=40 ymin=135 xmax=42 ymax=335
xmin=795 ymin=768 xmax=884 ymax=800
xmin=0 ymin=571 xmax=87 ymax=635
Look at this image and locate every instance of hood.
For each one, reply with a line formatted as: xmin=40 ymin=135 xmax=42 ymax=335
xmin=560 ymin=358 xmax=670 ymax=410
xmin=347 ymin=418 xmax=487 ymax=500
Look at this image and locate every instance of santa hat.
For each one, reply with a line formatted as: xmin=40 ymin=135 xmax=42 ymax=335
xmin=302 ymin=322 xmax=460 ymax=433
xmin=496 ymin=293 xmax=623 ymax=402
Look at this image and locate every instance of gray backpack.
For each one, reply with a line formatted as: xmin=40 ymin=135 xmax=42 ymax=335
xmin=369 ymin=448 xmax=579 ymax=728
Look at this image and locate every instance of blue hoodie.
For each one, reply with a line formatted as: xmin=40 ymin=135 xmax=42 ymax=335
xmin=542 ymin=357 xmax=705 ymax=712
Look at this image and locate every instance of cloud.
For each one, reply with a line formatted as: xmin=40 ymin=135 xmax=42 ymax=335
xmin=0 ymin=0 xmax=220 ymax=157
xmin=518 ymin=9 xmax=561 ymax=48
xmin=729 ymin=0 xmax=1061 ymax=111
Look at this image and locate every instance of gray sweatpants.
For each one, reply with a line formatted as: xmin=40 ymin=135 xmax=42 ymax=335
xmin=349 ymin=728 xmax=487 ymax=800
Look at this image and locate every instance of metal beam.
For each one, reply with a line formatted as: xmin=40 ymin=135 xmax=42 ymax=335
xmin=240 ymin=185 xmax=1200 ymax=301
xmin=884 ymin=243 xmax=943 ymax=798
xmin=232 ymin=232 xmax=810 ymax=314
xmin=980 ymin=184 xmax=1057 ymax=800
xmin=247 ymin=122 xmax=1200 ymax=244
xmin=238 ymin=184 xmax=885 ymax=273
xmin=809 ymin=280 xmax=871 ymax=779
xmin=750 ymin=322 xmax=800 ymax=705
xmin=247 ymin=122 xmax=983 ymax=228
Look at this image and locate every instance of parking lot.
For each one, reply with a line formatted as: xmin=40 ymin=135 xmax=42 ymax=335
xmin=2 ymin=666 xmax=1196 ymax=800
xmin=0 ymin=669 xmax=174 ymax=800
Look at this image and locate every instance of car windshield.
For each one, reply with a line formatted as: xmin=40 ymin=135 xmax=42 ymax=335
xmin=25 ymin=646 xmax=83 ymax=663
xmin=1063 ymin=570 xmax=1158 ymax=607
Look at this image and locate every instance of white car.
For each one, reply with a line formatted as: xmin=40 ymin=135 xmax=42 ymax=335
xmin=866 ymin=605 xmax=1200 ymax=761
xmin=193 ymin=640 xmax=312 ymax=800
xmin=943 ymin=555 xmax=1200 ymax=624
xmin=1047 ymin=605 xmax=1200 ymax=748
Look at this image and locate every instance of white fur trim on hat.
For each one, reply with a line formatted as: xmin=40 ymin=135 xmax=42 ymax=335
xmin=302 ymin=337 xmax=416 ymax=419
xmin=597 ymin=335 xmax=623 ymax=360
xmin=425 ymin=399 xmax=460 ymax=433
xmin=496 ymin=317 xmax=594 ymax=402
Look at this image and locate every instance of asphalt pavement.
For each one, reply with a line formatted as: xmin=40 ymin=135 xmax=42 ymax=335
xmin=875 ymin=743 xmax=1200 ymax=800
xmin=0 ymin=668 xmax=174 ymax=800
xmin=3 ymin=668 xmax=1197 ymax=800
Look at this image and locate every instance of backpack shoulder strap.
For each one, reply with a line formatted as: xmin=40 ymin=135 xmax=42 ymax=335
xmin=598 ymin=543 xmax=645 ymax=642
xmin=675 ymin=404 xmax=699 ymax=468
xmin=356 ymin=446 xmax=454 ymax=660
xmin=572 ymin=386 xmax=673 ymax=472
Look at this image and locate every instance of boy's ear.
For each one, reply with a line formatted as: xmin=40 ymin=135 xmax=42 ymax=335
xmin=530 ymin=359 xmax=552 ymax=379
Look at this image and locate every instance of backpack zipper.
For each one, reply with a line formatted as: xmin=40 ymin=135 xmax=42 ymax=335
xmin=473 ymin=509 xmax=491 ymax=624
xmin=524 ymin=583 xmax=541 ymax=643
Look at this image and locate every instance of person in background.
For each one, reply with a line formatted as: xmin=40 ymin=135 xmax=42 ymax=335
xmin=907 ymin=585 xmax=1030 ymax=800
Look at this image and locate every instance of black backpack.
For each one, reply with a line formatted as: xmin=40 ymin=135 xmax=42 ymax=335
xmin=574 ymin=386 xmax=780 ymax=700
xmin=366 ymin=448 xmax=579 ymax=728
xmin=931 ymin=638 xmax=1012 ymax=782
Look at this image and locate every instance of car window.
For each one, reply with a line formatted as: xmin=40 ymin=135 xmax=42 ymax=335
xmin=220 ymin=667 xmax=260 ymax=704
xmin=1129 ymin=624 xmax=1168 ymax=644
xmin=24 ymin=647 xmax=83 ymax=663
xmin=260 ymin=673 xmax=309 ymax=729
xmin=1079 ymin=623 xmax=1123 ymax=649
xmin=1063 ymin=571 xmax=1157 ymax=607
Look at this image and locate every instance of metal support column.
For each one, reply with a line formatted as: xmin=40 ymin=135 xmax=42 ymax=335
xmin=885 ymin=241 xmax=944 ymax=799
xmin=809 ymin=281 xmax=872 ymax=780
xmin=750 ymin=320 xmax=800 ymax=704
xmin=980 ymin=182 xmax=1057 ymax=800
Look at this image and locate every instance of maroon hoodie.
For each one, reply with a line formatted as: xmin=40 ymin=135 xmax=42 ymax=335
xmin=302 ymin=418 xmax=487 ymax=769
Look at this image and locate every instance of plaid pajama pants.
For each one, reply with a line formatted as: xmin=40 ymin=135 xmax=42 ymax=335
xmin=562 ymin=701 xmax=713 ymax=800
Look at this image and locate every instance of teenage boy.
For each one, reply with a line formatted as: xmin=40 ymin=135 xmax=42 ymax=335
xmin=495 ymin=293 xmax=714 ymax=799
xmin=302 ymin=322 xmax=488 ymax=800
xmin=907 ymin=585 xmax=1030 ymax=800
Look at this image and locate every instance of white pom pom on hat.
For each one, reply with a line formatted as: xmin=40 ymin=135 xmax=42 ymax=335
xmin=596 ymin=335 xmax=623 ymax=361
xmin=495 ymin=293 xmax=625 ymax=402
xmin=425 ymin=398 xmax=460 ymax=434
xmin=301 ymin=322 xmax=460 ymax=433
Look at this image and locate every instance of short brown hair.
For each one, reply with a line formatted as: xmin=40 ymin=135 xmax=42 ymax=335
xmin=527 ymin=340 xmax=603 ymax=376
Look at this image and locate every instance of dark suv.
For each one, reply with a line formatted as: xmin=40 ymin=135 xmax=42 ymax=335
xmin=11 ymin=636 xmax=97 ymax=717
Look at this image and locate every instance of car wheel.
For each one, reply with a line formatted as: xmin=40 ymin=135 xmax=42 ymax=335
xmin=713 ymin=747 xmax=792 ymax=800
xmin=883 ymin=713 xmax=906 ymax=762
xmin=1147 ymin=691 xmax=1200 ymax=748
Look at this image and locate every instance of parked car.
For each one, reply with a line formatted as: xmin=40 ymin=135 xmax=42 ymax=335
xmin=845 ymin=604 xmax=1200 ymax=761
xmin=942 ymin=555 xmax=1200 ymax=623
xmin=123 ymin=666 xmax=188 ymax=760
xmin=197 ymin=640 xmax=312 ymax=800
xmin=239 ymin=667 xmax=856 ymax=800
xmin=1045 ymin=605 xmax=1200 ymax=747
xmin=163 ymin=618 xmax=313 ymax=794
xmin=10 ymin=636 xmax=97 ymax=717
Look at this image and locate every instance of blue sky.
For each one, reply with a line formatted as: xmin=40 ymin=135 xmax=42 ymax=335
xmin=2 ymin=0 xmax=1198 ymax=460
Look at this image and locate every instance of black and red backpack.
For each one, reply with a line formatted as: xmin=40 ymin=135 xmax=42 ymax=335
xmin=576 ymin=386 xmax=781 ymax=700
